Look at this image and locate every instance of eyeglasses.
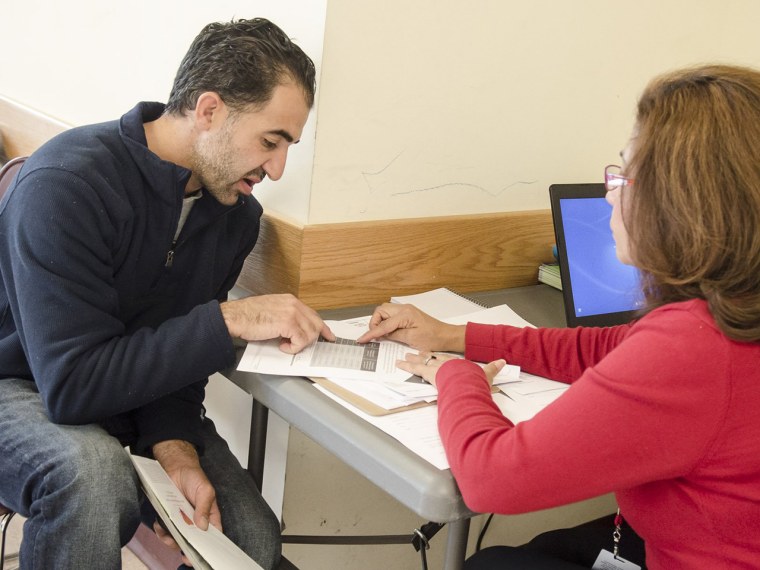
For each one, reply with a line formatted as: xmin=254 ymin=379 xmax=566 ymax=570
xmin=604 ymin=164 xmax=634 ymax=192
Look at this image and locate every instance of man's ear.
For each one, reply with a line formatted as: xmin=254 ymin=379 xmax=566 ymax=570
xmin=193 ymin=92 xmax=227 ymax=131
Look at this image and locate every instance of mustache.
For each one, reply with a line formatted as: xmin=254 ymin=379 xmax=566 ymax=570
xmin=244 ymin=169 xmax=266 ymax=182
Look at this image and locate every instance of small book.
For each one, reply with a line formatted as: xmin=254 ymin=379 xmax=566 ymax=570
xmin=391 ymin=287 xmax=484 ymax=320
xmin=130 ymin=454 xmax=263 ymax=570
xmin=538 ymin=262 xmax=562 ymax=291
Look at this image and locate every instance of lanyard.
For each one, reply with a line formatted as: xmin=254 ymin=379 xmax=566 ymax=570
xmin=612 ymin=508 xmax=624 ymax=559
xmin=592 ymin=509 xmax=641 ymax=570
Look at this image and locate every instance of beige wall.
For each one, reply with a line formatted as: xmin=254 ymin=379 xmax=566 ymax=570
xmin=312 ymin=0 xmax=760 ymax=222
xmin=4 ymin=1 xmax=760 ymax=225
xmin=0 ymin=0 xmax=326 ymax=224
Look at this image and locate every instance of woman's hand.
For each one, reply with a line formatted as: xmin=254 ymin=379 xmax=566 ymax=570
xmin=397 ymin=352 xmax=507 ymax=388
xmin=356 ymin=303 xmax=465 ymax=352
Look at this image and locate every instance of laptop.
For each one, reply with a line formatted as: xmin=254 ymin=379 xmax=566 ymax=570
xmin=549 ymin=183 xmax=643 ymax=327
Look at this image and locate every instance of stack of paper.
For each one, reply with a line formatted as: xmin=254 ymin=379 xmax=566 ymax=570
xmin=316 ymin=372 xmax=568 ymax=470
xmin=497 ymin=372 xmax=568 ymax=424
xmin=238 ymin=312 xmax=523 ymax=412
xmin=237 ymin=288 xmax=569 ymax=469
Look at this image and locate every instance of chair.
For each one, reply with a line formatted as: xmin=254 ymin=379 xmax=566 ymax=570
xmin=0 ymin=508 xmax=18 ymax=570
xmin=0 ymin=157 xmax=25 ymax=200
xmin=0 ymin=156 xmax=26 ymax=570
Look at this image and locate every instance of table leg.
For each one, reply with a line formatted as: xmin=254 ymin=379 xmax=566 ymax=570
xmin=442 ymin=518 xmax=470 ymax=570
xmin=247 ymin=399 xmax=269 ymax=492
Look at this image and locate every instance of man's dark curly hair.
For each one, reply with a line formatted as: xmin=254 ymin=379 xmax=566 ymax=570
xmin=165 ymin=18 xmax=316 ymax=115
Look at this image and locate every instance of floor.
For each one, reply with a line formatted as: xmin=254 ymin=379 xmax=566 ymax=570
xmin=3 ymin=514 xmax=148 ymax=569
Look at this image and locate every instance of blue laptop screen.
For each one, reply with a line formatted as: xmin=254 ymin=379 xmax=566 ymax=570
xmin=559 ymin=197 xmax=642 ymax=318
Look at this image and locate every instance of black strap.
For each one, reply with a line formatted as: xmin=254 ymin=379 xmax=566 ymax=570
xmin=282 ymin=520 xmax=447 ymax=570
xmin=282 ymin=534 xmax=411 ymax=545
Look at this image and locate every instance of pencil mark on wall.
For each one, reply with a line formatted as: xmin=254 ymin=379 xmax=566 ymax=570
xmin=361 ymin=151 xmax=405 ymax=192
xmin=389 ymin=179 xmax=538 ymax=197
xmin=361 ymin=150 xmax=537 ymax=198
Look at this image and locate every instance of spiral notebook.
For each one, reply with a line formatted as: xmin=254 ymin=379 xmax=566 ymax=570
xmin=391 ymin=287 xmax=484 ymax=319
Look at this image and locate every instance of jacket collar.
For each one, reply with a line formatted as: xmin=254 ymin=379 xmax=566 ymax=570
xmin=119 ymin=102 xmax=192 ymax=205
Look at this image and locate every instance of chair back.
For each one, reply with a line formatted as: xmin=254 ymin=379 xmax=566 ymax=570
xmin=0 ymin=157 xmax=27 ymax=201
xmin=0 ymin=157 xmax=24 ymax=570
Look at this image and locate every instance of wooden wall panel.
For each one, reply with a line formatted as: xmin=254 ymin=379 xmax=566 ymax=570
xmin=239 ymin=210 xmax=556 ymax=309
xmin=0 ymin=95 xmax=69 ymax=158
xmin=299 ymin=210 xmax=555 ymax=308
xmin=238 ymin=211 xmax=304 ymax=297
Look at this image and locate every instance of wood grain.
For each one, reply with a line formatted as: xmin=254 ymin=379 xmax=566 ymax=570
xmin=239 ymin=210 xmax=305 ymax=297
xmin=239 ymin=210 xmax=556 ymax=309
xmin=0 ymin=95 xmax=69 ymax=158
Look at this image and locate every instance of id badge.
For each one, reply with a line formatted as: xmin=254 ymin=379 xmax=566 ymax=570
xmin=592 ymin=549 xmax=642 ymax=570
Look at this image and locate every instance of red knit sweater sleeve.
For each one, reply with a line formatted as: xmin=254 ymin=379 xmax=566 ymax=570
xmin=436 ymin=305 xmax=730 ymax=515
xmin=464 ymin=322 xmax=630 ymax=382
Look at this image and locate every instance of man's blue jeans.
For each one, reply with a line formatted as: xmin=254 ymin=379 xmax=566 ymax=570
xmin=0 ymin=377 xmax=281 ymax=569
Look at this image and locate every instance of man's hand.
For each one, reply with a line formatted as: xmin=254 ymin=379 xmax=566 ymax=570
xmin=356 ymin=303 xmax=466 ymax=353
xmin=220 ymin=293 xmax=335 ymax=354
xmin=152 ymin=440 xmax=221 ymax=567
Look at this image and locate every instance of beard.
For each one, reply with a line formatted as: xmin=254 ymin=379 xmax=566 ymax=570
xmin=189 ymin=122 xmax=244 ymax=206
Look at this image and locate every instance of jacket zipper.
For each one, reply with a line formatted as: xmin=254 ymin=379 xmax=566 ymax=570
xmin=164 ymin=199 xmax=244 ymax=268
xmin=165 ymin=242 xmax=176 ymax=267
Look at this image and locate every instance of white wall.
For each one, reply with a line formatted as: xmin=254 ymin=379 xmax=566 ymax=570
xmin=5 ymin=1 xmax=760 ymax=225
xmin=0 ymin=0 xmax=326 ymax=223
xmin=312 ymin=0 xmax=760 ymax=222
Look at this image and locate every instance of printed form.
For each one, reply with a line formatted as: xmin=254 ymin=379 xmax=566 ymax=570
xmin=237 ymin=318 xmax=414 ymax=383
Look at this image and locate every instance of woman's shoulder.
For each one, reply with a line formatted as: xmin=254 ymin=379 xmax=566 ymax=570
xmin=634 ymin=298 xmax=718 ymax=333
xmin=604 ymin=299 xmax=728 ymax=374
xmin=614 ymin=298 xmax=758 ymax=380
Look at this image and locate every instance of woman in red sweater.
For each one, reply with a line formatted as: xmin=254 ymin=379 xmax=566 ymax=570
xmin=358 ymin=65 xmax=760 ymax=569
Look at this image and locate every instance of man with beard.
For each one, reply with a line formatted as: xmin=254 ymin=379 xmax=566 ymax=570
xmin=0 ymin=18 xmax=332 ymax=570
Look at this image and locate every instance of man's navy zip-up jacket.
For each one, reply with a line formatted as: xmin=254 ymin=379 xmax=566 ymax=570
xmin=0 ymin=102 xmax=262 ymax=455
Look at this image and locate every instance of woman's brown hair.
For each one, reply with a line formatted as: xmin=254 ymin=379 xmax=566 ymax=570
xmin=628 ymin=64 xmax=760 ymax=341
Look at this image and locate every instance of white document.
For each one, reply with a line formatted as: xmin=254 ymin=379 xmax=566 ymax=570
xmin=130 ymin=454 xmax=263 ymax=570
xmin=504 ymin=372 xmax=569 ymax=396
xmin=316 ymin=385 xmax=557 ymax=470
xmin=237 ymin=319 xmax=416 ymax=383
xmin=326 ymin=376 xmax=435 ymax=409
xmin=498 ymin=372 xmax=568 ymax=424
xmin=315 ymin=384 xmax=451 ymax=469
xmin=382 ymin=360 xmax=521 ymax=400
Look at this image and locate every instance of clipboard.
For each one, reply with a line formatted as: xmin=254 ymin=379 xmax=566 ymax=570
xmin=311 ymin=376 xmax=499 ymax=416
xmin=311 ymin=377 xmax=432 ymax=416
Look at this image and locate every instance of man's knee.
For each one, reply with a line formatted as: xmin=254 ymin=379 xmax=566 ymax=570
xmin=45 ymin=428 xmax=141 ymax=523
xmin=222 ymin=499 xmax=282 ymax=569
